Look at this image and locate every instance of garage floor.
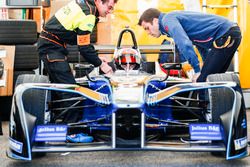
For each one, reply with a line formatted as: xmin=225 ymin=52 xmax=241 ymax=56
xmin=0 ymin=110 xmax=250 ymax=167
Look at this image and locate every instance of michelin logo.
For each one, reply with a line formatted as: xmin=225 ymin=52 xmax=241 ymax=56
xmin=9 ymin=137 xmax=23 ymax=154
xmin=234 ymin=136 xmax=247 ymax=150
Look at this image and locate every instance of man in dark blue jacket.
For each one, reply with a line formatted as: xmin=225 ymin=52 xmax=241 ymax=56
xmin=138 ymin=8 xmax=241 ymax=82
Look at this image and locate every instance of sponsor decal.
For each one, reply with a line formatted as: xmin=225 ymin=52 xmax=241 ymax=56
xmin=35 ymin=125 xmax=67 ymax=142
xmin=77 ymin=34 xmax=90 ymax=46
xmin=164 ymin=26 xmax=169 ymax=32
xmin=9 ymin=137 xmax=23 ymax=153
xmin=62 ymin=6 xmax=71 ymax=15
xmin=234 ymin=136 xmax=247 ymax=150
xmin=189 ymin=124 xmax=222 ymax=140
xmin=241 ymin=118 xmax=247 ymax=129
xmin=87 ymin=23 xmax=94 ymax=29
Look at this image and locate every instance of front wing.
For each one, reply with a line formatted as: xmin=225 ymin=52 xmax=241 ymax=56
xmin=7 ymin=81 xmax=248 ymax=160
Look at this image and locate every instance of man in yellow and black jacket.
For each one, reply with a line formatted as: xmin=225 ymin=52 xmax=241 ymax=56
xmin=37 ymin=0 xmax=118 ymax=124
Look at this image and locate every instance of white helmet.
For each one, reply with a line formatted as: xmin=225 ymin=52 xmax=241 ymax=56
xmin=114 ymin=48 xmax=141 ymax=71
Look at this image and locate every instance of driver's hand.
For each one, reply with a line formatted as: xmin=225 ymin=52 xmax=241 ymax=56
xmin=100 ymin=61 xmax=113 ymax=75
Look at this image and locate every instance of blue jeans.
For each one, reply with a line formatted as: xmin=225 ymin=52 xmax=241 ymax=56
xmin=197 ymin=26 xmax=242 ymax=82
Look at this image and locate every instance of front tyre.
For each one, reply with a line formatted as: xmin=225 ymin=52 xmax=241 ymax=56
xmin=15 ymin=74 xmax=50 ymax=158
xmin=207 ymin=73 xmax=247 ymax=158
xmin=207 ymin=73 xmax=240 ymax=124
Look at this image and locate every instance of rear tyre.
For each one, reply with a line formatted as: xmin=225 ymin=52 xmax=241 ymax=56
xmin=0 ymin=20 xmax=37 ymax=44
xmin=14 ymin=45 xmax=39 ymax=70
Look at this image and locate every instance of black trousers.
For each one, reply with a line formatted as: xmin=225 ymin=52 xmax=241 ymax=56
xmin=197 ymin=26 xmax=242 ymax=82
xmin=40 ymin=52 xmax=82 ymax=124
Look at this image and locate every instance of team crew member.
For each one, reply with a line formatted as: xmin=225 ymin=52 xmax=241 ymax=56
xmin=138 ymin=8 xmax=241 ymax=82
xmin=37 ymin=0 xmax=118 ymax=124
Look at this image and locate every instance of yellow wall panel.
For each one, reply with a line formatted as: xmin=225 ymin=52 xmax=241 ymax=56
xmin=98 ymin=0 xmax=184 ymax=45
xmin=97 ymin=0 xmax=250 ymax=85
xmin=203 ymin=0 xmax=233 ymax=17
xmin=114 ymin=0 xmax=138 ymax=13
xmin=158 ymin=0 xmax=184 ymax=12
xmin=238 ymin=0 xmax=250 ymax=88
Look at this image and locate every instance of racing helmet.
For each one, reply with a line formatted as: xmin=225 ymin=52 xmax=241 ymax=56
xmin=114 ymin=48 xmax=141 ymax=70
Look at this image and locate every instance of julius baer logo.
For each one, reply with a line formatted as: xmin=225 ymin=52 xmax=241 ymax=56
xmin=35 ymin=125 xmax=67 ymax=142
xmin=37 ymin=126 xmax=66 ymax=133
xmin=191 ymin=124 xmax=220 ymax=131
xmin=190 ymin=124 xmax=222 ymax=140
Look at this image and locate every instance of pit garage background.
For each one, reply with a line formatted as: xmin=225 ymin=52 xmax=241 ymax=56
xmin=93 ymin=0 xmax=250 ymax=107
xmin=48 ymin=0 xmax=250 ymax=89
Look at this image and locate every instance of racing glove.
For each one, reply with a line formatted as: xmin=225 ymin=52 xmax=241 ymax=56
xmin=192 ymin=72 xmax=201 ymax=83
xmin=182 ymin=61 xmax=194 ymax=79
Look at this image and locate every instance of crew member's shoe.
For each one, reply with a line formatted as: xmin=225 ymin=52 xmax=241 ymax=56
xmin=66 ymin=133 xmax=93 ymax=143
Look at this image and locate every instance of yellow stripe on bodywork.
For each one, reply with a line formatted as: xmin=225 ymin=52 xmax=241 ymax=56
xmin=75 ymin=86 xmax=103 ymax=102
xmin=55 ymin=1 xmax=95 ymax=32
xmin=155 ymin=87 xmax=181 ymax=102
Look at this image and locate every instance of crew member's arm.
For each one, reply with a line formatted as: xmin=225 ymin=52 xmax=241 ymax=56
xmin=162 ymin=15 xmax=201 ymax=74
xmin=77 ymin=29 xmax=112 ymax=75
xmin=76 ymin=30 xmax=101 ymax=67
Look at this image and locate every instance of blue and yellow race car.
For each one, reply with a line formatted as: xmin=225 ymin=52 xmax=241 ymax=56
xmin=7 ymin=28 xmax=248 ymax=161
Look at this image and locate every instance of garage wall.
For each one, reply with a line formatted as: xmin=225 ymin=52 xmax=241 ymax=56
xmin=238 ymin=0 xmax=250 ymax=89
xmin=49 ymin=0 xmax=249 ymax=88
xmin=97 ymin=0 xmax=184 ymax=46
xmin=97 ymin=0 xmax=184 ymax=61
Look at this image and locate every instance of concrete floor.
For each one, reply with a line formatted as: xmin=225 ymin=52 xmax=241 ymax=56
xmin=0 ymin=110 xmax=250 ymax=167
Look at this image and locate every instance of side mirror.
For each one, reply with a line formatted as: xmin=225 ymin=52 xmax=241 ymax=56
xmin=161 ymin=63 xmax=182 ymax=70
xmin=160 ymin=63 xmax=182 ymax=81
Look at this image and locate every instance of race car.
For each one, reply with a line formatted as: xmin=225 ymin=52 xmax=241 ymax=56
xmin=7 ymin=28 xmax=248 ymax=161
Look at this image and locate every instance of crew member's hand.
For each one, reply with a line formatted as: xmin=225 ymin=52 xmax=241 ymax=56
xmin=99 ymin=56 xmax=109 ymax=63
xmin=192 ymin=72 xmax=201 ymax=83
xmin=100 ymin=61 xmax=113 ymax=76
xmin=182 ymin=61 xmax=194 ymax=79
